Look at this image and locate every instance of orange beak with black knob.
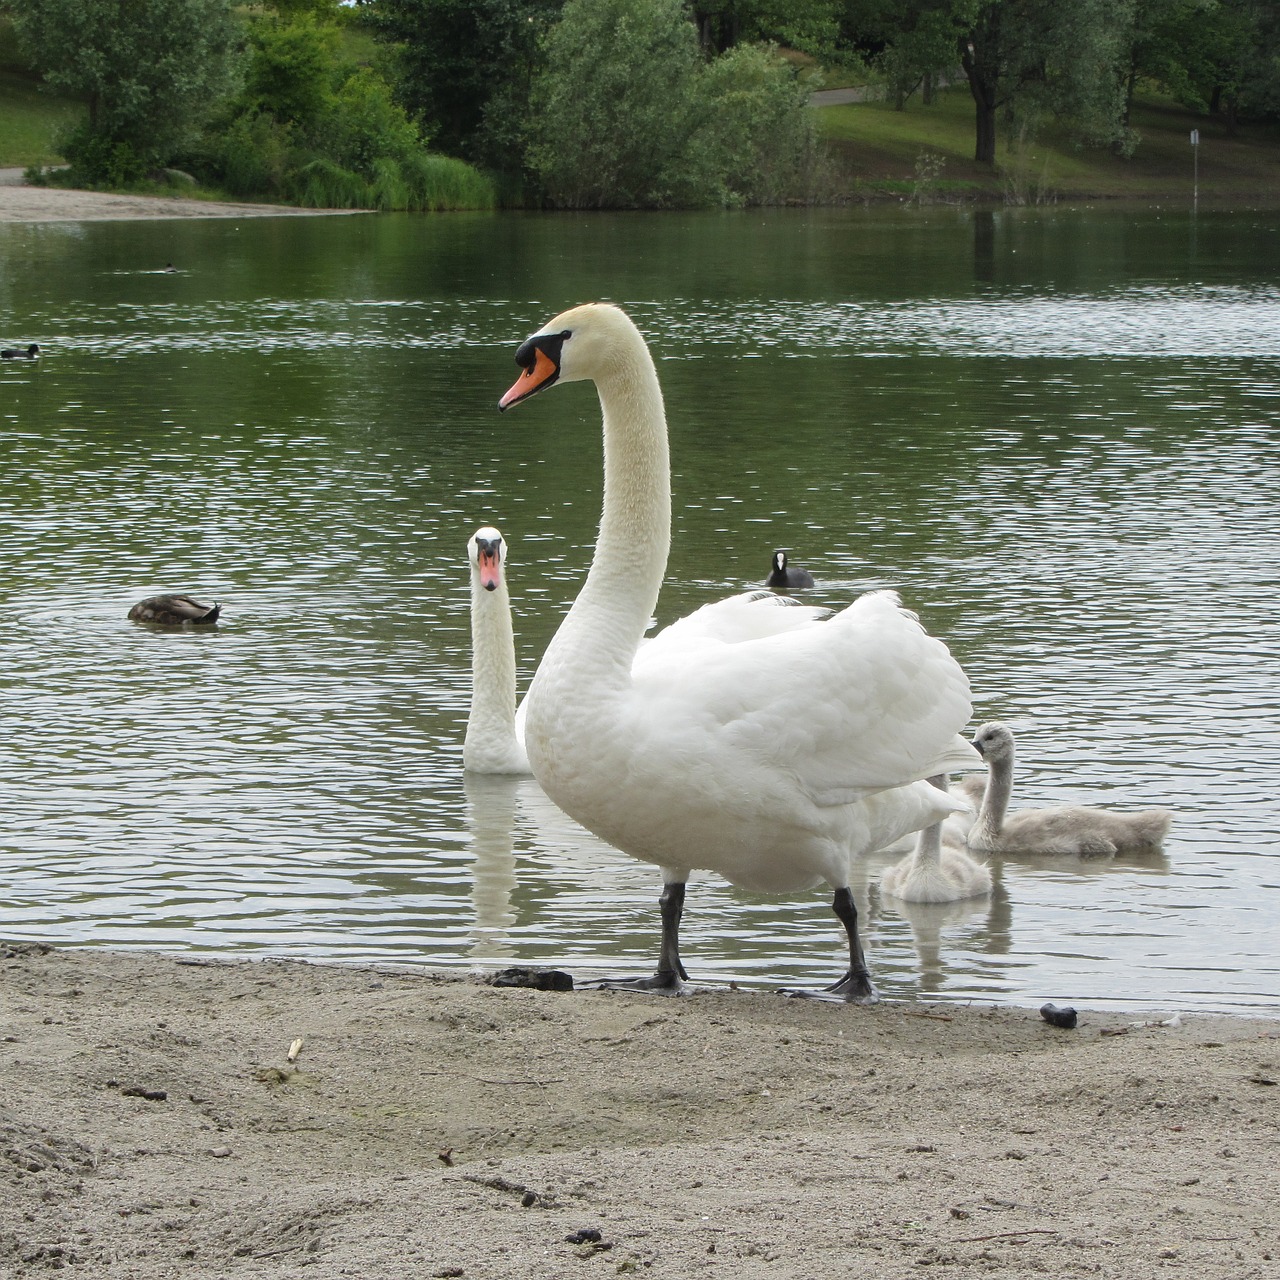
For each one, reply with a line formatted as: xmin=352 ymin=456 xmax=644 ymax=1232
xmin=498 ymin=329 xmax=571 ymax=411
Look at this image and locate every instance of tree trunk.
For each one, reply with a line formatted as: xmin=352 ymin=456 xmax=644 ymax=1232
xmin=961 ymin=54 xmax=998 ymax=163
xmin=1224 ymin=92 xmax=1238 ymax=137
xmin=959 ymin=25 xmax=999 ymax=165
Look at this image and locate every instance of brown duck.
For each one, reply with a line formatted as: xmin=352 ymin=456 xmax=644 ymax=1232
xmin=128 ymin=594 xmax=221 ymax=626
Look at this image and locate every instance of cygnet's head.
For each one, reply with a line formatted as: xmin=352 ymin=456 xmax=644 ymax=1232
xmin=468 ymin=526 xmax=506 ymax=592
xmin=498 ymin=303 xmax=640 ymax=410
xmin=971 ymin=722 xmax=1015 ymax=763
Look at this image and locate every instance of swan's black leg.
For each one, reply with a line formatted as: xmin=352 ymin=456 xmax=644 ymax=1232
xmin=779 ymin=886 xmax=879 ymax=1004
xmin=586 ymin=881 xmax=688 ymax=994
xmin=655 ymin=880 xmax=690 ymax=982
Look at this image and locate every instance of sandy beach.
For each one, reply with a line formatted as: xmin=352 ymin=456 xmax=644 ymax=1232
xmin=1 ymin=942 xmax=1277 ymax=1279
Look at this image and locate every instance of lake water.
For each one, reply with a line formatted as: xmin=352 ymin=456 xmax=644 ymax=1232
xmin=1 ymin=204 xmax=1278 ymax=1014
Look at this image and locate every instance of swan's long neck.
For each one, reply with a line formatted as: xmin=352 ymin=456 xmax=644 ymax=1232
xmin=547 ymin=342 xmax=671 ymax=688
xmin=464 ymin=578 xmax=521 ymax=765
xmin=972 ymin=753 xmax=1011 ymax=841
xmin=915 ymin=819 xmax=942 ymax=869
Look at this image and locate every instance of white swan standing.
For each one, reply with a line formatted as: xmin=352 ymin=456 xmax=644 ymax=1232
xmin=881 ymin=775 xmax=993 ymax=903
xmin=463 ymin=527 xmax=531 ymax=775
xmin=496 ymin=303 xmax=980 ymax=1000
xmin=966 ymin=722 xmax=1173 ymax=856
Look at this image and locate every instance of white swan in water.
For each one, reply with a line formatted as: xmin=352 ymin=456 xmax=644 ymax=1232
xmin=496 ymin=302 xmax=980 ymax=1000
xmin=966 ymin=722 xmax=1173 ymax=856
xmin=881 ymin=775 xmax=993 ymax=903
xmin=463 ymin=527 xmax=532 ymax=775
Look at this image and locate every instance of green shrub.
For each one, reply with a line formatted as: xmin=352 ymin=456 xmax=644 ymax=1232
xmin=325 ymin=66 xmax=423 ymax=178
xmin=400 ymin=151 xmax=497 ymax=209
xmin=215 ymin=110 xmax=297 ymax=198
xmin=699 ymin=43 xmax=823 ymax=205
xmin=288 ymin=151 xmax=497 ymax=210
xmin=60 ymin=124 xmax=150 ymax=186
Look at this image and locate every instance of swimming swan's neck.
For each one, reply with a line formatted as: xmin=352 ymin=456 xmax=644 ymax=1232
xmin=972 ymin=753 xmax=1012 ymax=842
xmin=464 ymin=579 xmax=520 ymax=766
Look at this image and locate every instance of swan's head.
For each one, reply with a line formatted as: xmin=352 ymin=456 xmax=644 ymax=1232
xmin=498 ymin=303 xmax=640 ymax=411
xmin=971 ymin=722 xmax=1015 ymax=763
xmin=468 ymin=526 xmax=506 ymax=592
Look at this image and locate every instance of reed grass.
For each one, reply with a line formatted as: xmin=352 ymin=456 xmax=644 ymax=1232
xmin=293 ymin=154 xmax=497 ymax=212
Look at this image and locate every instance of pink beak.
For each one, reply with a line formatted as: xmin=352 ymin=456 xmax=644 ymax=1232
xmin=478 ymin=548 xmax=501 ymax=591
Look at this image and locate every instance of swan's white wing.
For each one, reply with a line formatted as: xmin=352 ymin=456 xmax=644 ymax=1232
xmin=629 ymin=590 xmax=977 ymax=807
xmin=639 ymin=591 xmax=831 ymax=656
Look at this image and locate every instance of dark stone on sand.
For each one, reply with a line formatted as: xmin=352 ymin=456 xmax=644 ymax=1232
xmin=1040 ymin=1002 xmax=1079 ymax=1030
xmin=489 ymin=966 xmax=574 ymax=992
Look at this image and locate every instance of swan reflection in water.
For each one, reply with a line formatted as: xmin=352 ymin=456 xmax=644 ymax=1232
xmin=462 ymin=772 xmax=520 ymax=963
xmin=869 ymin=843 xmax=1170 ymax=996
xmin=463 ymin=772 xmax=650 ymax=967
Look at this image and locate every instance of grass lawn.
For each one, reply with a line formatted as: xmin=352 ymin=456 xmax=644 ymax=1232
xmin=818 ymin=83 xmax=1280 ymax=204
xmin=0 ymin=71 xmax=79 ymax=168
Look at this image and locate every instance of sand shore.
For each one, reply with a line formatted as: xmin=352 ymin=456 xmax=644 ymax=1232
xmin=0 ymin=169 xmax=365 ymax=223
xmin=2 ymin=942 xmax=1277 ymax=1278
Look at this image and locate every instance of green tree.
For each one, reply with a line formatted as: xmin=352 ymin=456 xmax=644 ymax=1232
xmin=529 ymin=0 xmax=707 ymax=207
xmin=690 ymin=0 xmax=842 ymax=55
xmin=13 ymin=0 xmax=243 ymax=178
xmin=528 ymin=0 xmax=819 ymax=208
xmin=360 ymin=0 xmax=563 ymax=165
xmin=1143 ymin=0 xmax=1280 ymax=130
xmin=953 ymin=0 xmax=1132 ymax=163
xmin=864 ymin=0 xmax=968 ymax=108
xmin=242 ymin=12 xmax=338 ymax=129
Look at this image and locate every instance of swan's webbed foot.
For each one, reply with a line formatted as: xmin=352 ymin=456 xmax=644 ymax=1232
xmin=585 ymin=968 xmax=686 ymax=996
xmin=776 ymin=886 xmax=879 ymax=1003
xmin=587 ymin=881 xmax=689 ymax=996
xmin=777 ymin=969 xmax=880 ymax=1004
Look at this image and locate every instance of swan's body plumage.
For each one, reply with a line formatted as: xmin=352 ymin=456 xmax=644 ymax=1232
xmin=463 ymin=527 xmax=531 ymax=775
xmin=881 ymin=776 xmax=993 ymax=903
xmin=966 ymin=722 xmax=1173 ymax=857
xmin=498 ymin=303 xmax=979 ymax=997
xmin=462 ymin=539 xmax=826 ymax=776
xmin=127 ymin=594 xmax=220 ymax=626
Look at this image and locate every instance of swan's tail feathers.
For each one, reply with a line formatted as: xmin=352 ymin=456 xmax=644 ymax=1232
xmin=843 ymin=587 xmax=924 ymax=628
xmin=921 ymin=733 xmax=985 ymax=779
xmin=742 ymin=589 xmax=814 ymax=610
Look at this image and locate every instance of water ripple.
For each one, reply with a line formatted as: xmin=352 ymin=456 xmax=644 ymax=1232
xmin=17 ymin=284 xmax=1280 ymax=361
